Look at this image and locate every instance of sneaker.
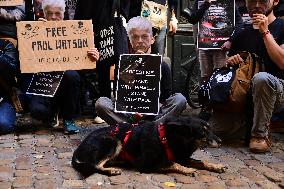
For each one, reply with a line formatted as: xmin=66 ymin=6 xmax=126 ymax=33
xmin=63 ymin=119 xmax=80 ymax=134
xmin=249 ymin=137 xmax=271 ymax=153
xmin=93 ymin=116 xmax=105 ymax=124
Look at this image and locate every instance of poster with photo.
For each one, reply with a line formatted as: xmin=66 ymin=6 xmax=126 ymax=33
xmin=197 ymin=0 xmax=235 ymax=49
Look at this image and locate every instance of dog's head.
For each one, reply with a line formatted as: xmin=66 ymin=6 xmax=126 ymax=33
xmin=163 ymin=116 xmax=221 ymax=158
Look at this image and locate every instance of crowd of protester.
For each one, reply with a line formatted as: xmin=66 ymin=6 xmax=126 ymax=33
xmin=0 ymin=0 xmax=283 ymax=154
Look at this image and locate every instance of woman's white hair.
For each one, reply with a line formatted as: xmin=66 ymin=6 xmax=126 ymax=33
xmin=126 ymin=16 xmax=153 ymax=36
xmin=42 ymin=0 xmax=66 ymax=16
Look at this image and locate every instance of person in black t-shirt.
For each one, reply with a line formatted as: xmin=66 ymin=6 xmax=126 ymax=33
xmin=95 ymin=17 xmax=187 ymax=125
xmin=227 ymin=0 xmax=284 ymax=153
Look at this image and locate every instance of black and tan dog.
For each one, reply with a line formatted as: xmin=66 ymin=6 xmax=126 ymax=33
xmin=72 ymin=116 xmax=227 ymax=177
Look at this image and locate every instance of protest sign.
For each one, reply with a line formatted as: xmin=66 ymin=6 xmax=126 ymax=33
xmin=0 ymin=0 xmax=23 ymax=6
xmin=115 ymin=54 xmax=162 ymax=115
xmin=17 ymin=20 xmax=95 ymax=73
xmin=198 ymin=0 xmax=235 ymax=49
xmin=26 ymin=72 xmax=64 ymax=97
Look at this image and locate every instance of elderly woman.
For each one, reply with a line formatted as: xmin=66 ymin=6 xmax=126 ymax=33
xmin=25 ymin=0 xmax=99 ymax=134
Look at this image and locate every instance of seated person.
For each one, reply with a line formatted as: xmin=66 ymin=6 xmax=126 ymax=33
xmin=0 ymin=39 xmax=19 ymax=134
xmin=95 ymin=16 xmax=187 ymax=125
xmin=226 ymin=0 xmax=284 ymax=153
xmin=23 ymin=0 xmax=99 ymax=134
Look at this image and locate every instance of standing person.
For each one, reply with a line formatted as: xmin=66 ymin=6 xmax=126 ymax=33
xmin=129 ymin=0 xmax=178 ymax=55
xmin=74 ymin=0 xmax=130 ymax=123
xmin=185 ymin=0 xmax=243 ymax=121
xmin=23 ymin=0 xmax=100 ymax=134
xmin=226 ymin=0 xmax=284 ymax=153
xmin=74 ymin=0 xmax=130 ymax=99
xmin=95 ymin=16 xmax=187 ymax=125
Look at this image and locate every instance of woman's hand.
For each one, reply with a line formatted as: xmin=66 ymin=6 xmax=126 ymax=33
xmin=87 ymin=47 xmax=100 ymax=62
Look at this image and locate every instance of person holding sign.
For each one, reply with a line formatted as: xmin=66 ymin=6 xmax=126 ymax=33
xmin=24 ymin=0 xmax=100 ymax=134
xmin=95 ymin=16 xmax=187 ymax=125
xmin=226 ymin=0 xmax=284 ymax=153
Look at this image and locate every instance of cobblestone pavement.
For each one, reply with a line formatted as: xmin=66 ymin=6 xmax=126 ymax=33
xmin=0 ymin=112 xmax=283 ymax=189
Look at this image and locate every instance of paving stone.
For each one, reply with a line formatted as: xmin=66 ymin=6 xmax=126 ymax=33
xmin=62 ymin=179 xmax=84 ymax=188
xmin=174 ymin=175 xmax=196 ymax=184
xmin=0 ymin=159 xmax=14 ymax=166
xmin=35 ymin=173 xmax=52 ymax=180
xmin=256 ymin=180 xmax=281 ymax=189
xmin=0 ymin=181 xmax=12 ymax=189
xmin=207 ymin=182 xmax=226 ymax=189
xmin=225 ymin=179 xmax=246 ymax=187
xmin=85 ymin=173 xmax=109 ymax=186
xmin=15 ymin=170 xmax=32 ymax=177
xmin=180 ymin=183 xmax=205 ymax=189
xmin=238 ymin=168 xmax=263 ymax=182
xmin=62 ymin=171 xmax=82 ymax=180
xmin=36 ymin=138 xmax=52 ymax=147
xmin=34 ymin=179 xmax=55 ymax=189
xmin=267 ymin=162 xmax=284 ymax=172
xmin=0 ymin=166 xmax=14 ymax=181
xmin=109 ymin=175 xmax=129 ymax=185
xmin=13 ymin=177 xmax=33 ymax=188
xmin=197 ymin=175 xmax=219 ymax=183
xmin=15 ymin=157 xmax=32 ymax=170
xmin=35 ymin=166 xmax=54 ymax=173
xmin=57 ymin=152 xmax=73 ymax=159
xmin=152 ymin=174 xmax=174 ymax=183
xmin=263 ymin=172 xmax=284 ymax=183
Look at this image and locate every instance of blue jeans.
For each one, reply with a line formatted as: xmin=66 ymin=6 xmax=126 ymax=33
xmin=0 ymin=101 xmax=16 ymax=133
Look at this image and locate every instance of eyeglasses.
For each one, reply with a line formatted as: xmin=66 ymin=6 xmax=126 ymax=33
xmin=131 ymin=34 xmax=151 ymax=41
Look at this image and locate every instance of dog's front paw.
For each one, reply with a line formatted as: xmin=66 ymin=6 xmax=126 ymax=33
xmin=109 ymin=168 xmax=122 ymax=176
xmin=212 ymin=164 xmax=227 ymax=173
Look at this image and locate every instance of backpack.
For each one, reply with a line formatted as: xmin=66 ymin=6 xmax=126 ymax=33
xmin=199 ymin=51 xmax=261 ymax=112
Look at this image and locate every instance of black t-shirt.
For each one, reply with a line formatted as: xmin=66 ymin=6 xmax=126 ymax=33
xmin=229 ymin=18 xmax=284 ymax=79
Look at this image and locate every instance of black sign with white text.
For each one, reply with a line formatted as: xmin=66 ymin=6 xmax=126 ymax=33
xmin=115 ymin=54 xmax=161 ymax=115
xmin=26 ymin=72 xmax=64 ymax=97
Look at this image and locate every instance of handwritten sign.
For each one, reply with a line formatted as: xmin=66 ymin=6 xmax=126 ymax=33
xmin=197 ymin=0 xmax=235 ymax=49
xmin=0 ymin=0 xmax=23 ymax=6
xmin=26 ymin=72 xmax=64 ymax=97
xmin=17 ymin=20 xmax=95 ymax=73
xmin=115 ymin=54 xmax=161 ymax=115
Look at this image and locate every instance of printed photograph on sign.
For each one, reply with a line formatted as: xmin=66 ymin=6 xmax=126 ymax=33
xmin=0 ymin=0 xmax=23 ymax=6
xmin=16 ymin=20 xmax=95 ymax=73
xmin=26 ymin=72 xmax=64 ymax=97
xmin=115 ymin=54 xmax=162 ymax=115
xmin=197 ymin=0 xmax=235 ymax=49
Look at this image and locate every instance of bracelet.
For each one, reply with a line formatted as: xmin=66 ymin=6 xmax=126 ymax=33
xmin=262 ymin=30 xmax=270 ymax=38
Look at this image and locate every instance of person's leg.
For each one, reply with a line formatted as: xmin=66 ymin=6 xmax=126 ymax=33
xmin=212 ymin=50 xmax=227 ymax=70
xmin=154 ymin=93 xmax=187 ymax=123
xmin=56 ymin=70 xmax=81 ymax=134
xmin=95 ymin=97 xmax=128 ymax=125
xmin=57 ymin=70 xmax=81 ymax=120
xmin=250 ymin=72 xmax=284 ymax=152
xmin=97 ymin=60 xmax=112 ymax=99
xmin=154 ymin=26 xmax=167 ymax=55
xmin=0 ymin=101 xmax=16 ymax=133
xmin=29 ymin=95 xmax=54 ymax=121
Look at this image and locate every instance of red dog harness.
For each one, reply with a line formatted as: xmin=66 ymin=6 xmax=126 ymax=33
xmin=112 ymin=123 xmax=175 ymax=162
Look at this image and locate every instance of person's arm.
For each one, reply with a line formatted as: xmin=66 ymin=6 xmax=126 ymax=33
xmin=184 ymin=0 xmax=211 ymax=25
xmin=168 ymin=0 xmax=178 ymax=34
xmin=160 ymin=62 xmax=172 ymax=103
xmin=257 ymin=15 xmax=284 ymax=69
xmin=221 ymin=6 xmax=244 ymax=50
xmin=0 ymin=5 xmax=25 ymax=21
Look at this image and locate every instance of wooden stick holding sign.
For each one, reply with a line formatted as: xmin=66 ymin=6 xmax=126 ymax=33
xmin=0 ymin=0 xmax=23 ymax=6
xmin=115 ymin=54 xmax=162 ymax=115
xmin=17 ymin=20 xmax=95 ymax=73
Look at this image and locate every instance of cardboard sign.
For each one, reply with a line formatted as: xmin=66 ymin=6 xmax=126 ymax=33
xmin=197 ymin=0 xmax=235 ymax=49
xmin=115 ymin=54 xmax=161 ymax=115
xmin=17 ymin=20 xmax=95 ymax=73
xmin=26 ymin=72 xmax=64 ymax=97
xmin=0 ymin=0 xmax=23 ymax=6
